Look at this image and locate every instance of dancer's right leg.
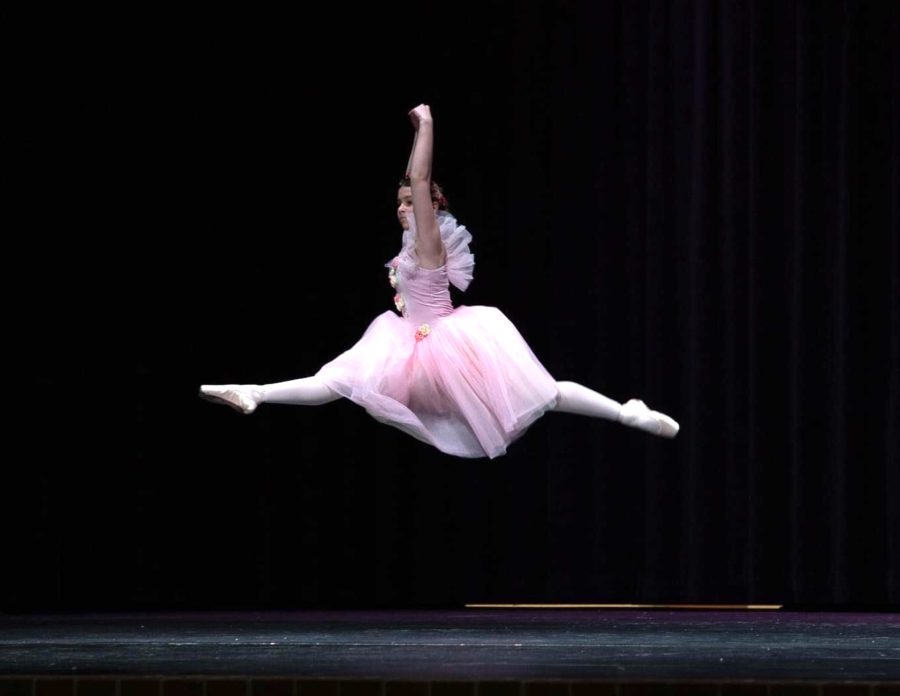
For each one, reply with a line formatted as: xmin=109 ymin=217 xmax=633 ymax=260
xmin=199 ymin=377 xmax=339 ymax=414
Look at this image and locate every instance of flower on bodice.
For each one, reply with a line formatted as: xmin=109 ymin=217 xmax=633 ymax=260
xmin=393 ymin=293 xmax=405 ymax=313
xmin=388 ymin=258 xmax=399 ymax=288
xmin=415 ymin=323 xmax=431 ymax=341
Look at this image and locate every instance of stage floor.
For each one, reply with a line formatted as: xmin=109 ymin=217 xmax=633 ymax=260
xmin=1 ymin=609 xmax=898 ymax=681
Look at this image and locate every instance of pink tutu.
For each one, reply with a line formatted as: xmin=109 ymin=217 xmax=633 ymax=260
xmin=315 ymin=212 xmax=558 ymax=458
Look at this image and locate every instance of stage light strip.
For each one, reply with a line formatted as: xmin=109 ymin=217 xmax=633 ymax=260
xmin=465 ymin=603 xmax=783 ymax=610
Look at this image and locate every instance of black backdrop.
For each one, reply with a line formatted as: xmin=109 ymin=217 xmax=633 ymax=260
xmin=10 ymin=1 xmax=898 ymax=610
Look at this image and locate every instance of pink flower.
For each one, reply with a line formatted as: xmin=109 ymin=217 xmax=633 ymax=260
xmin=415 ymin=323 xmax=431 ymax=341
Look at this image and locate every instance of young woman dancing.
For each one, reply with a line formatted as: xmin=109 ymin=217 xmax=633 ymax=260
xmin=200 ymin=104 xmax=679 ymax=458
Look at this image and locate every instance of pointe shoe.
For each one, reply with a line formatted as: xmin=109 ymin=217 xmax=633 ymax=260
xmin=618 ymin=399 xmax=680 ymax=438
xmin=199 ymin=384 xmax=262 ymax=414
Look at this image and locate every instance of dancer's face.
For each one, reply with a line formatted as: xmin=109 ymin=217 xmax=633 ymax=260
xmin=397 ymin=186 xmax=440 ymax=231
xmin=397 ymin=187 xmax=413 ymax=230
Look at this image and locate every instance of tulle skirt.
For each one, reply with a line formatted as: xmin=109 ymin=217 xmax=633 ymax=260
xmin=315 ymin=306 xmax=559 ymax=458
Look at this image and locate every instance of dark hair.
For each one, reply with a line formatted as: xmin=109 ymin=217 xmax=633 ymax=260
xmin=398 ymin=177 xmax=449 ymax=211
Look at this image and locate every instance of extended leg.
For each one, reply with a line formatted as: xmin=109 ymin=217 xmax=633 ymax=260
xmin=552 ymin=380 xmax=679 ymax=438
xmin=199 ymin=377 xmax=340 ymax=414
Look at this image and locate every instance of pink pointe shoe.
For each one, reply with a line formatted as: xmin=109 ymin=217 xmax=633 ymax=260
xmin=199 ymin=384 xmax=262 ymax=414
xmin=618 ymin=399 xmax=680 ymax=438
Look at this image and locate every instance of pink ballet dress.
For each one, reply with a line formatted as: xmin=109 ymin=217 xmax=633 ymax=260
xmin=315 ymin=211 xmax=559 ymax=458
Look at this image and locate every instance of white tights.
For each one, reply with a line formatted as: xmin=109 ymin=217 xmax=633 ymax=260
xmin=256 ymin=377 xmax=621 ymax=420
xmin=550 ymin=380 xmax=623 ymax=421
xmin=204 ymin=376 xmax=676 ymax=435
xmin=258 ymin=377 xmax=341 ymax=406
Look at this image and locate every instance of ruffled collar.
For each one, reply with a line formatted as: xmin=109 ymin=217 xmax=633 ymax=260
xmin=391 ymin=210 xmax=475 ymax=292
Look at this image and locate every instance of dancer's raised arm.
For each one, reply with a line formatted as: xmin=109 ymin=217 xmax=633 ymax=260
xmin=406 ymin=104 xmax=444 ymax=268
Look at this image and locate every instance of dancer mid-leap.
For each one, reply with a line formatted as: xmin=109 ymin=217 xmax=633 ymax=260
xmin=201 ymin=104 xmax=679 ymax=458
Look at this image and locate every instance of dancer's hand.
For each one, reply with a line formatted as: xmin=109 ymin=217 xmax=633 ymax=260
xmin=408 ymin=104 xmax=433 ymax=130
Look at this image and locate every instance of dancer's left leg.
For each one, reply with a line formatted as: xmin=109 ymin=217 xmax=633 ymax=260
xmin=551 ymin=381 xmax=679 ymax=438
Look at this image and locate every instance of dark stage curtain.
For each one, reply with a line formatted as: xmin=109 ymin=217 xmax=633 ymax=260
xmin=10 ymin=1 xmax=897 ymax=609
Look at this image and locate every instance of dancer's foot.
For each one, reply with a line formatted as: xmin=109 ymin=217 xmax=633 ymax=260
xmin=618 ymin=399 xmax=679 ymax=438
xmin=199 ymin=384 xmax=262 ymax=414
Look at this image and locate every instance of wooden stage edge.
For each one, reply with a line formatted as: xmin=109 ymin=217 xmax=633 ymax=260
xmin=465 ymin=604 xmax=784 ymax=610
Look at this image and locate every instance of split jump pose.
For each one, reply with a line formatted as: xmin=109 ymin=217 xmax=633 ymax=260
xmin=201 ymin=105 xmax=679 ymax=458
